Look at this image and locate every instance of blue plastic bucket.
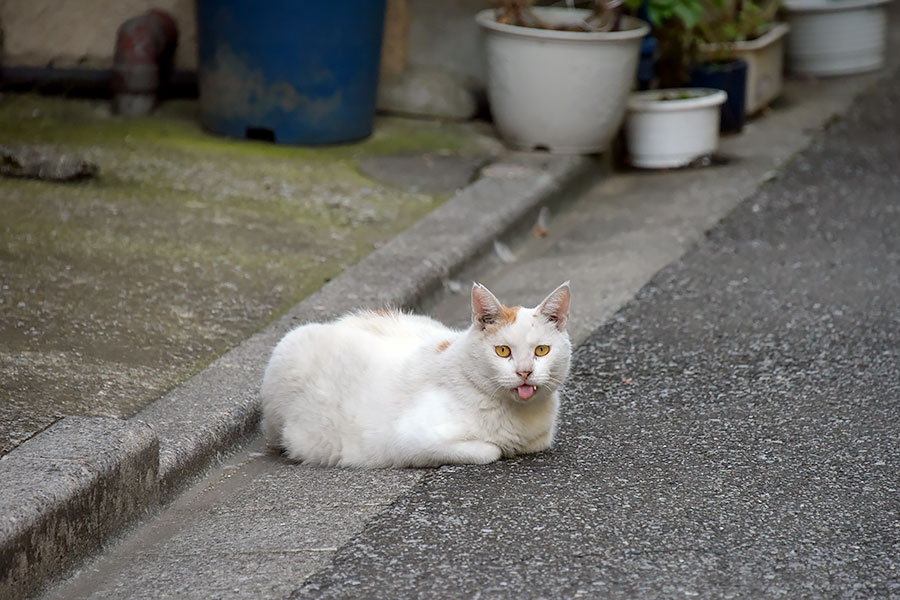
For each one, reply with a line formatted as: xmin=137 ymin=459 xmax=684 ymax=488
xmin=196 ymin=0 xmax=386 ymax=145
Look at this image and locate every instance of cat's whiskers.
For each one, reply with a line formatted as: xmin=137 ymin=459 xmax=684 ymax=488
xmin=485 ymin=382 xmax=508 ymax=407
xmin=543 ymin=374 xmax=566 ymax=387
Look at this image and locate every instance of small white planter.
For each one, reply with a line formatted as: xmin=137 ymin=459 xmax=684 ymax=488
xmin=701 ymin=22 xmax=790 ymax=115
xmin=625 ymin=89 xmax=727 ymax=169
xmin=783 ymin=0 xmax=890 ymax=76
xmin=476 ymin=8 xmax=649 ymax=154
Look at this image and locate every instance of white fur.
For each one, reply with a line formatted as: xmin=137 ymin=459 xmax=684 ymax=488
xmin=260 ymin=283 xmax=572 ymax=468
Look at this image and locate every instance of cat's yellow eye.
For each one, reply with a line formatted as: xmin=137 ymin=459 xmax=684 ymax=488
xmin=495 ymin=345 xmax=511 ymax=358
xmin=535 ymin=345 xmax=550 ymax=357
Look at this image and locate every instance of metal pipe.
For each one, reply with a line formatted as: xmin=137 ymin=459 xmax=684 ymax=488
xmin=111 ymin=9 xmax=179 ymax=115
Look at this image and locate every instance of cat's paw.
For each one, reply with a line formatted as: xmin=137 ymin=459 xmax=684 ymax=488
xmin=522 ymin=429 xmax=554 ymax=454
xmin=448 ymin=441 xmax=502 ymax=465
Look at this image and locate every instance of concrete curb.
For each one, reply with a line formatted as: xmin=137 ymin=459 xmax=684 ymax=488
xmin=138 ymin=153 xmax=597 ymax=500
xmin=0 ymin=417 xmax=158 ymax=600
xmin=0 ymin=153 xmax=597 ymax=598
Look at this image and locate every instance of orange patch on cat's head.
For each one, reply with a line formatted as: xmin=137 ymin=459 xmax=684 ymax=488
xmin=502 ymin=305 xmax=521 ymax=324
xmin=484 ymin=304 xmax=520 ymax=333
xmin=436 ymin=340 xmax=451 ymax=353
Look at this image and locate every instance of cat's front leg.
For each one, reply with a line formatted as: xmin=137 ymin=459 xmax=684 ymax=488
xmin=430 ymin=440 xmax=502 ymax=466
xmin=520 ymin=428 xmax=554 ymax=455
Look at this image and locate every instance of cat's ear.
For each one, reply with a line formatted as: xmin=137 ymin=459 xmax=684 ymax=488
xmin=538 ymin=281 xmax=570 ymax=331
xmin=471 ymin=283 xmax=505 ymax=330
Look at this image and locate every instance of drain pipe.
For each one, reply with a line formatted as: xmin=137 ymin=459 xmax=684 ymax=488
xmin=112 ymin=9 xmax=179 ymax=115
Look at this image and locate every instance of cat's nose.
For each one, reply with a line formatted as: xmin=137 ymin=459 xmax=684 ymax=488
xmin=516 ymin=370 xmax=532 ymax=380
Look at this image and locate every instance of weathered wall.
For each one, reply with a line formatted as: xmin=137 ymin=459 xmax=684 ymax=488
xmin=408 ymin=0 xmax=490 ymax=85
xmin=0 ymin=0 xmax=197 ymax=70
xmin=0 ymin=0 xmax=483 ymax=76
xmin=0 ymin=0 xmax=489 ymax=119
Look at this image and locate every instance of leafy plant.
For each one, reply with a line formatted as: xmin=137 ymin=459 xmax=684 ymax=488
xmin=625 ymin=0 xmax=778 ymax=85
xmin=629 ymin=0 xmax=705 ymax=31
xmin=697 ymin=0 xmax=780 ymax=44
xmin=695 ymin=0 xmax=780 ymax=60
xmin=624 ymin=0 xmax=705 ymax=86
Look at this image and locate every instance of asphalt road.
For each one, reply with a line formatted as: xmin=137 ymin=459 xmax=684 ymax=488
xmin=289 ymin=71 xmax=900 ymax=598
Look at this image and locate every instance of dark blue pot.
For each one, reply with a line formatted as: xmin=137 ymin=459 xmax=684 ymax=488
xmin=689 ymin=59 xmax=748 ymax=133
xmin=196 ymin=0 xmax=386 ymax=145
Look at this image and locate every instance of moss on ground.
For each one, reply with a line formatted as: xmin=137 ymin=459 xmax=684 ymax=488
xmin=0 ymin=93 xmax=495 ymax=455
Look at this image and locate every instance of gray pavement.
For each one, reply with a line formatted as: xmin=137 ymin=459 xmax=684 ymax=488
xmin=33 ymin=60 xmax=900 ymax=600
xmin=291 ymin=63 xmax=900 ymax=599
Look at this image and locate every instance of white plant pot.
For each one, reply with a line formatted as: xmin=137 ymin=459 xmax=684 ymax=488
xmin=625 ymin=89 xmax=727 ymax=169
xmin=475 ymin=8 xmax=649 ymax=154
xmin=701 ymin=22 xmax=790 ymax=115
xmin=783 ymin=0 xmax=890 ymax=76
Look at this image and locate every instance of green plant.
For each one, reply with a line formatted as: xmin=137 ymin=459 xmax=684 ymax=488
xmin=624 ymin=0 xmax=705 ymax=86
xmin=697 ymin=0 xmax=779 ymax=43
xmin=628 ymin=0 xmax=705 ymax=31
xmin=696 ymin=0 xmax=780 ymax=60
xmin=625 ymin=0 xmax=778 ymax=85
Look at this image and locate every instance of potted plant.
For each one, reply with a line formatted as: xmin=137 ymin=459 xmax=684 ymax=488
xmin=628 ymin=0 xmax=784 ymax=131
xmin=475 ymin=1 xmax=650 ymax=154
xmin=627 ymin=0 xmax=705 ymax=89
xmin=621 ymin=0 xmax=728 ymax=167
xmin=695 ymin=0 xmax=788 ymax=116
xmin=781 ymin=0 xmax=890 ymax=76
xmin=625 ymin=87 xmax=727 ymax=168
xmin=625 ymin=0 xmax=748 ymax=132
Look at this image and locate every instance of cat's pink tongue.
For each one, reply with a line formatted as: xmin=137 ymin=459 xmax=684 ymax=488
xmin=516 ymin=385 xmax=535 ymax=400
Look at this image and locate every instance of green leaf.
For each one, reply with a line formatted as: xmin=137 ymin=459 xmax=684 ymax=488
xmin=672 ymin=2 xmax=702 ymax=28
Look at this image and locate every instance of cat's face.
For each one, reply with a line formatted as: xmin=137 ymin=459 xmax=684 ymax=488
xmin=469 ymin=283 xmax=572 ymax=403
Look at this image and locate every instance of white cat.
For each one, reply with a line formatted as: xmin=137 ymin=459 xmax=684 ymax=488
xmin=260 ymin=282 xmax=572 ymax=468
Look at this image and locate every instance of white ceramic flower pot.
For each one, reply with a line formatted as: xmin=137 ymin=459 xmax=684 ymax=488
xmin=625 ymin=88 xmax=727 ymax=169
xmin=475 ymin=8 xmax=649 ymax=154
xmin=701 ymin=22 xmax=790 ymax=115
xmin=783 ymin=0 xmax=890 ymax=76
